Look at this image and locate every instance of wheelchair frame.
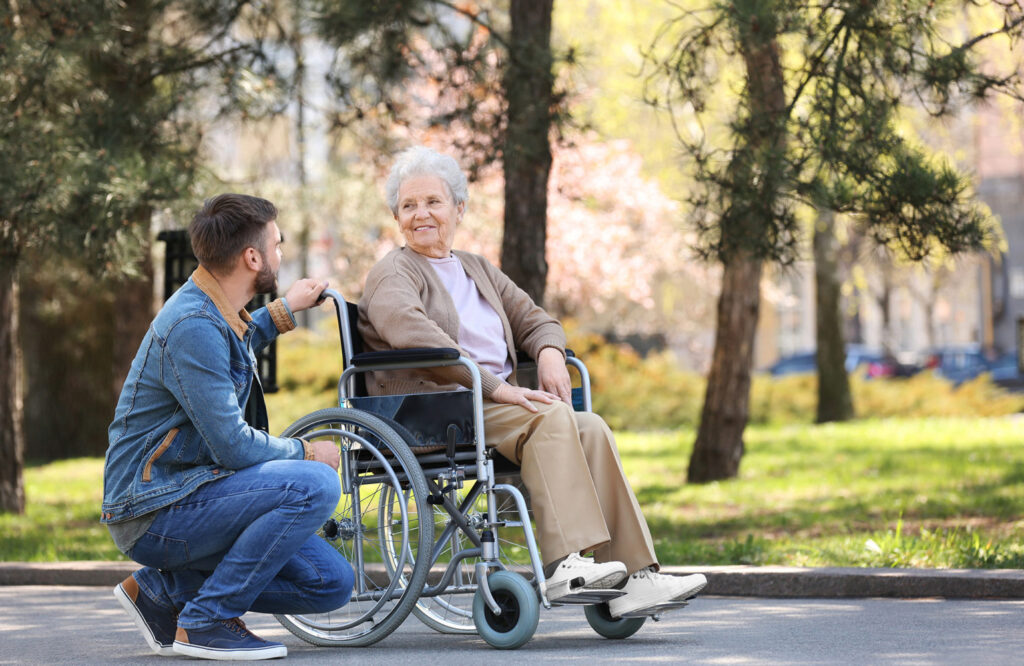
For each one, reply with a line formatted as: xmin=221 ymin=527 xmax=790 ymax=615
xmin=274 ymin=289 xmax=646 ymax=649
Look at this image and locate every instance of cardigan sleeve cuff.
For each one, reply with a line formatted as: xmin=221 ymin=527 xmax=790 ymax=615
xmin=537 ymin=344 xmax=566 ymax=361
xmin=300 ymin=438 xmax=314 ymax=460
xmin=480 ymin=370 xmax=504 ymax=399
xmin=529 ymin=334 xmax=567 ymax=361
xmin=267 ymin=298 xmax=297 ymax=334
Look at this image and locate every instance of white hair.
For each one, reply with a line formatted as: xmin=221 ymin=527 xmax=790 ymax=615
xmin=385 ymin=146 xmax=469 ymax=214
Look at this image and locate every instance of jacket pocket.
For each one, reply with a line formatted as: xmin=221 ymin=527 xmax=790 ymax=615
xmin=143 ymin=428 xmax=179 ymax=482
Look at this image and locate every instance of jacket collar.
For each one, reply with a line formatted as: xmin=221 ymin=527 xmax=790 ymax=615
xmin=191 ymin=266 xmax=252 ymax=340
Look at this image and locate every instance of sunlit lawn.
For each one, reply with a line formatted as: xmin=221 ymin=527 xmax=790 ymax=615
xmin=0 ymin=457 xmax=123 ymax=561
xmin=3 ymin=417 xmax=1023 ymax=568
xmin=626 ymin=417 xmax=1024 ymax=568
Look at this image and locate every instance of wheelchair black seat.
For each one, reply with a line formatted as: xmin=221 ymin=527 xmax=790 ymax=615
xmin=347 ymin=390 xmax=475 ymax=453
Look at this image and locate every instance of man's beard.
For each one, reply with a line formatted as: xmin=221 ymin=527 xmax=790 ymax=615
xmin=254 ymin=261 xmax=277 ymax=294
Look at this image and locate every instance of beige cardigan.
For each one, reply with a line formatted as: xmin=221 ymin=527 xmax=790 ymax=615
xmin=357 ymin=247 xmax=566 ymax=398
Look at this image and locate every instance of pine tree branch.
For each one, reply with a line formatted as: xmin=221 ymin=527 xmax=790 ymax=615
xmin=958 ymin=11 xmax=1024 ymax=52
xmin=786 ymin=5 xmax=847 ymax=120
xmin=144 ymin=44 xmax=251 ymax=84
xmin=824 ymin=25 xmax=852 ymax=149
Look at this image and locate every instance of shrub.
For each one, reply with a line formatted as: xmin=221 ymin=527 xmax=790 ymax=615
xmin=851 ymin=371 xmax=1024 ymax=419
xmin=268 ymin=322 xmax=1023 ymax=433
xmin=266 ymin=324 xmax=344 ymax=434
xmin=568 ymin=327 xmax=1022 ymax=428
xmin=274 ymin=326 xmax=345 ymax=393
xmin=567 ymin=327 xmax=704 ymax=430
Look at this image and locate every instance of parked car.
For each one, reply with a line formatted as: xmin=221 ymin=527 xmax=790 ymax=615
xmin=921 ymin=345 xmax=991 ymax=386
xmin=768 ymin=345 xmax=889 ymax=377
xmin=987 ymin=352 xmax=1024 ymax=392
xmin=767 ymin=351 xmax=817 ymax=376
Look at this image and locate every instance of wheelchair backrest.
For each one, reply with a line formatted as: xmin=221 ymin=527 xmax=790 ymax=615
xmin=340 ymin=299 xmax=368 ymax=397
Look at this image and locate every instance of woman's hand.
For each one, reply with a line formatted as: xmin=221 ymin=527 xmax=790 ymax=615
xmin=490 ymin=383 xmax=560 ymax=413
xmin=285 ymin=278 xmax=330 ymax=312
xmin=537 ymin=347 xmax=572 ymax=404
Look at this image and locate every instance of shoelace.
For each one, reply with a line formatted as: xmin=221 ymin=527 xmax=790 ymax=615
xmin=631 ymin=566 xmax=658 ymax=581
xmin=561 ymin=553 xmax=594 ymax=569
xmin=222 ymin=618 xmax=250 ymax=638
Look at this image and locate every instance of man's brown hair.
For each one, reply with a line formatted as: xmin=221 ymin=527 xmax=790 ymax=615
xmin=188 ymin=194 xmax=277 ymax=273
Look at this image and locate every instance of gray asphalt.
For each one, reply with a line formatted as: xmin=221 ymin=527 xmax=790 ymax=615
xmin=2 ymin=585 xmax=1023 ymax=665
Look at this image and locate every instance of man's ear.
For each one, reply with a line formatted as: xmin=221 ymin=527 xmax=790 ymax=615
xmin=242 ymin=246 xmax=262 ymax=272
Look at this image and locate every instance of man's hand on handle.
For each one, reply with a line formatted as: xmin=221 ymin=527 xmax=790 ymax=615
xmin=285 ymin=279 xmax=330 ymax=312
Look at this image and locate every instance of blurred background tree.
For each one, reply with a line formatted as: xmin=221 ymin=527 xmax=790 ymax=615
xmin=0 ymin=0 xmax=283 ymax=513
xmin=644 ymin=0 xmax=1023 ymax=481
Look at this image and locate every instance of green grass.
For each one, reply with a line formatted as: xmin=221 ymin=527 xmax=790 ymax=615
xmin=622 ymin=417 xmax=1024 ymax=568
xmin=3 ymin=417 xmax=1023 ymax=568
xmin=0 ymin=458 xmax=127 ymax=561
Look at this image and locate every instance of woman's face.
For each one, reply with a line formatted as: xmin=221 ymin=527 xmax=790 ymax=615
xmin=394 ymin=174 xmax=463 ymax=259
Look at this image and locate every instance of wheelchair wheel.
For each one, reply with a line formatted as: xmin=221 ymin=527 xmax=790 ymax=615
xmin=583 ymin=603 xmax=646 ymax=639
xmin=406 ymin=476 xmax=536 ymax=634
xmin=274 ymin=408 xmax=433 ymax=647
xmin=472 ymin=570 xmax=539 ymax=649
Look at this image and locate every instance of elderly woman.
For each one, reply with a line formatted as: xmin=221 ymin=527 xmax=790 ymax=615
xmin=358 ymin=146 xmax=705 ymax=617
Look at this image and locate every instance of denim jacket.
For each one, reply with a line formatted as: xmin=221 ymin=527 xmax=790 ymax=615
xmin=101 ymin=267 xmax=309 ymax=524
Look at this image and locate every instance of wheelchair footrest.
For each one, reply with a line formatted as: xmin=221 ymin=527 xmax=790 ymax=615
xmin=617 ymin=599 xmax=690 ymax=618
xmin=549 ymin=588 xmax=625 ymax=606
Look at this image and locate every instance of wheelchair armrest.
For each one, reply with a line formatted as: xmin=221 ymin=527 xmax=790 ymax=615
xmin=351 ymin=347 xmax=461 ymax=367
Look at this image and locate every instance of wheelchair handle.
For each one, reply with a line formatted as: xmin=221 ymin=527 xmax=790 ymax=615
xmin=320 ymin=289 xmax=356 ymax=373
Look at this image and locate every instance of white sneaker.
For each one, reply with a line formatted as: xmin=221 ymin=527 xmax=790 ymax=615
xmin=546 ymin=553 xmax=627 ymax=601
xmin=608 ymin=568 xmax=707 ymax=617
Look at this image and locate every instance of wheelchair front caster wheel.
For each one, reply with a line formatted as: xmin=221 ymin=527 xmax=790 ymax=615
xmin=584 ymin=603 xmax=646 ymax=639
xmin=472 ymin=571 xmax=540 ymax=649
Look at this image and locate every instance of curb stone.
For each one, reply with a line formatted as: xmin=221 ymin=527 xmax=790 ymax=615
xmin=2 ymin=562 xmax=1023 ymax=599
xmin=0 ymin=562 xmax=140 ymax=586
xmin=666 ymin=565 xmax=1024 ymax=599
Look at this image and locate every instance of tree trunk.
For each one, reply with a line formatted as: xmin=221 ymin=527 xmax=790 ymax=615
xmin=814 ymin=208 xmax=853 ymax=422
xmin=0 ymin=252 xmax=25 ymax=513
xmin=877 ymin=271 xmax=893 ymax=354
xmin=688 ymin=253 xmax=763 ymax=482
xmin=688 ymin=6 xmax=786 ymax=483
xmin=292 ymin=12 xmax=312 ymax=328
xmin=500 ymin=0 xmax=554 ymax=305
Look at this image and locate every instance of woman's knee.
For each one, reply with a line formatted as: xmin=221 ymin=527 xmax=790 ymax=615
xmin=576 ymin=412 xmax=617 ymax=449
xmin=533 ymin=400 xmax=578 ymax=433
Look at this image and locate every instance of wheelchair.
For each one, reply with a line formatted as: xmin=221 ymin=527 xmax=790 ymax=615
xmin=274 ymin=290 xmax=669 ymax=649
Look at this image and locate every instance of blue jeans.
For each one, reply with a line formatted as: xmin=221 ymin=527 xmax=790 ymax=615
xmin=128 ymin=460 xmax=353 ymax=629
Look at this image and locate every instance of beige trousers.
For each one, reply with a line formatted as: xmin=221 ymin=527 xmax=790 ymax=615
xmin=484 ymin=400 xmax=658 ymax=573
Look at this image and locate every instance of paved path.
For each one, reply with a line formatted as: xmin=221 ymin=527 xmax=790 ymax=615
xmin=2 ymin=585 xmax=1023 ymax=665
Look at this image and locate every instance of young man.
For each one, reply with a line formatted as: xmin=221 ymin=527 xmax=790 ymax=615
xmin=102 ymin=194 xmax=351 ymax=660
